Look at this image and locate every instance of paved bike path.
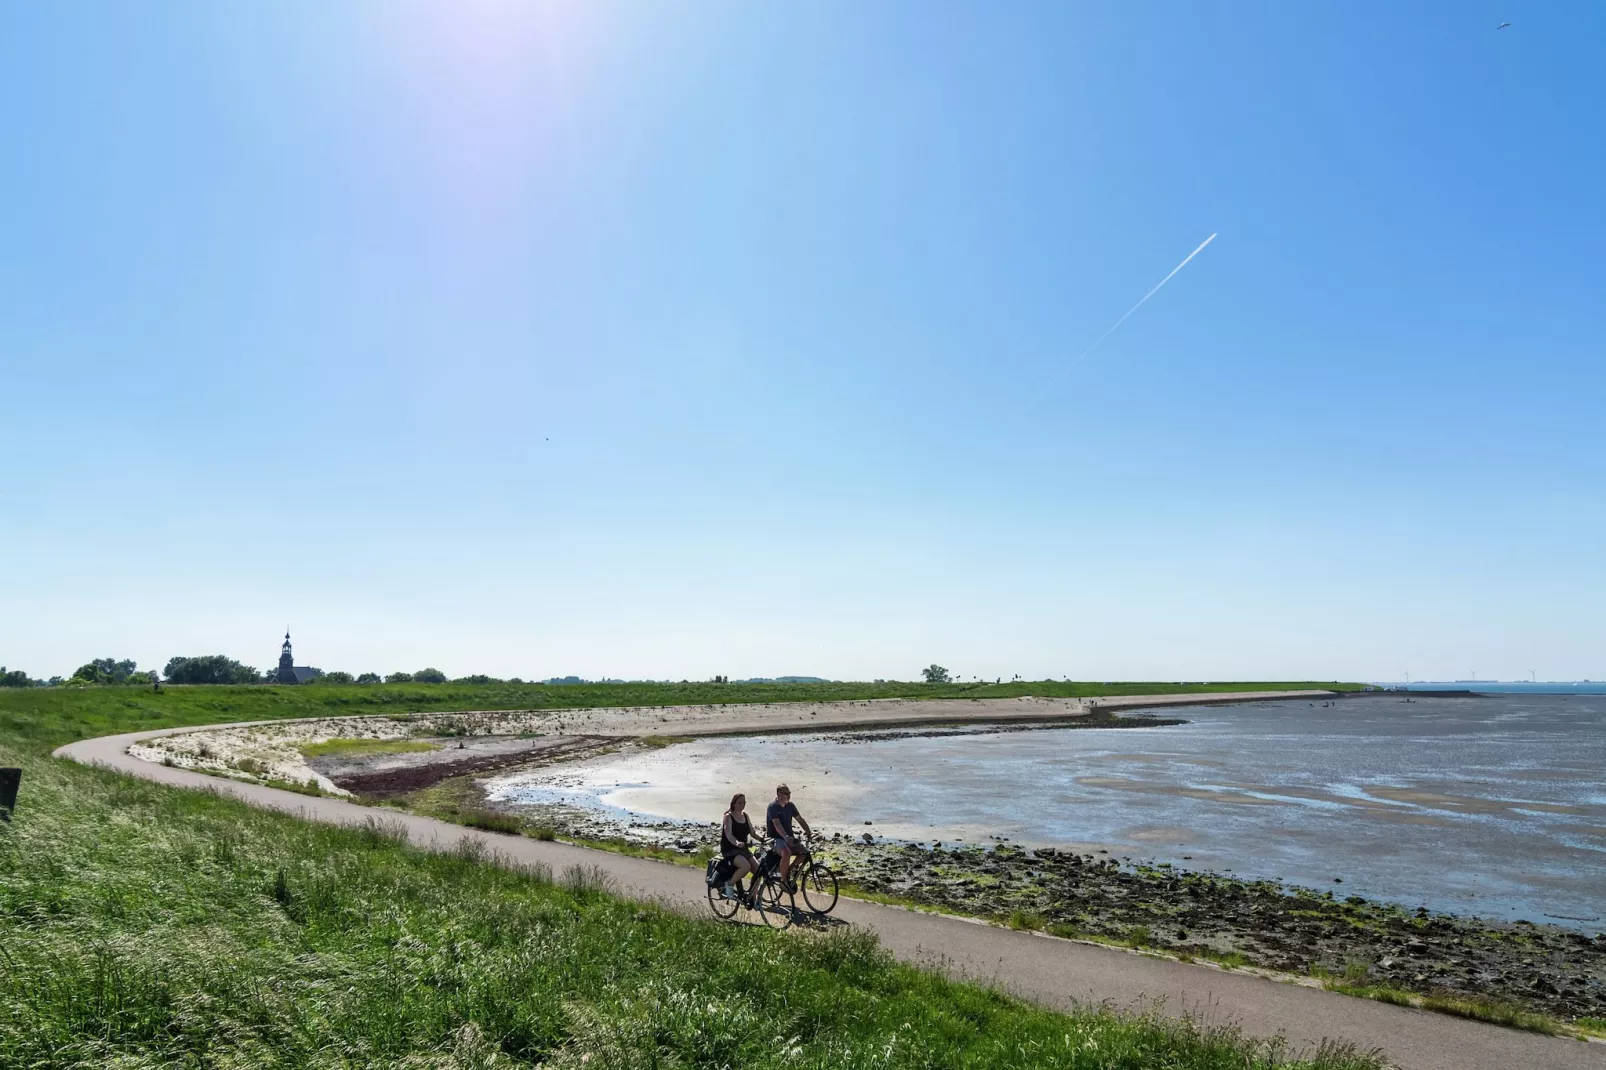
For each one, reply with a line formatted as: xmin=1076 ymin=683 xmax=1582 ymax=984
xmin=56 ymin=727 xmax=1604 ymax=1070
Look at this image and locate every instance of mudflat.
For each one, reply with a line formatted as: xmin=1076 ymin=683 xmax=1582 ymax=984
xmin=130 ymin=691 xmax=1308 ymax=796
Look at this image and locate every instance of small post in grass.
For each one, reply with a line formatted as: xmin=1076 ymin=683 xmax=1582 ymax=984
xmin=0 ymin=767 xmax=19 ymax=822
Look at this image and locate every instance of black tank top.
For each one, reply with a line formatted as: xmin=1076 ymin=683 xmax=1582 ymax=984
xmin=723 ymin=811 xmax=751 ymax=853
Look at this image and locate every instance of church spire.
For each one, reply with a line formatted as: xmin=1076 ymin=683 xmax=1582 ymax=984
xmin=276 ymin=630 xmax=299 ymax=684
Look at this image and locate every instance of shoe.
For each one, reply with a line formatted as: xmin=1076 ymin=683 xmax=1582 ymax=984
xmin=719 ymin=885 xmax=735 ymax=900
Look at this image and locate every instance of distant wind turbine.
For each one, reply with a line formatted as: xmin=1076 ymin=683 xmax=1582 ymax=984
xmin=1072 ymin=233 xmax=1218 ymax=365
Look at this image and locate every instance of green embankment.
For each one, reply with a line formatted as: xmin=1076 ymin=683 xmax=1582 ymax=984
xmin=0 ymin=687 xmax=1383 ymax=1070
xmin=1 ymin=678 xmax=1366 ymax=751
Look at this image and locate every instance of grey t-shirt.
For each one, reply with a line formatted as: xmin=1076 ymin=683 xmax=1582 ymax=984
xmin=766 ymin=800 xmax=799 ymax=842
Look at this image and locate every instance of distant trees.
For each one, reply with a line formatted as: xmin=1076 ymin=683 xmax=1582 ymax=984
xmin=164 ymin=656 xmax=263 ymax=685
xmin=920 ymin=664 xmax=952 ymax=684
xmin=0 ymin=666 xmax=37 ymax=688
xmin=69 ymin=658 xmax=147 ymax=685
xmin=10 ymin=656 xmax=530 ymax=689
xmin=383 ymin=669 xmax=447 ymax=684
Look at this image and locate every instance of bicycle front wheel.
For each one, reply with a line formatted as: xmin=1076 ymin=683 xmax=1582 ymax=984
xmin=756 ymin=877 xmax=794 ymax=930
xmin=799 ymin=861 xmax=839 ymax=914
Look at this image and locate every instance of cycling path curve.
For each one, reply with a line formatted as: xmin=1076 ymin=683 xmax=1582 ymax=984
xmin=56 ymin=725 xmax=1604 ymax=1070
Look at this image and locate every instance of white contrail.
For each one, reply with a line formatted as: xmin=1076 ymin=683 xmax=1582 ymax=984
xmin=1073 ymin=232 xmax=1217 ymax=364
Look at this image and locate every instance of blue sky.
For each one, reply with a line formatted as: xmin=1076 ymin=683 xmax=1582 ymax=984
xmin=3 ymin=2 xmax=1602 ymax=683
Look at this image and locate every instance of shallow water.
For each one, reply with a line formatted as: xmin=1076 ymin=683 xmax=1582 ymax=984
xmin=487 ymin=694 xmax=1606 ymax=927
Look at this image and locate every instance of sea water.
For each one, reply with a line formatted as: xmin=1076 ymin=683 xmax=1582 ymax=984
xmin=487 ymin=693 xmax=1605 ymax=928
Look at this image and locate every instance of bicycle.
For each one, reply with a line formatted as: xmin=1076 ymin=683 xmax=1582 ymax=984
xmin=771 ymin=834 xmax=840 ymax=916
xmin=705 ymin=849 xmax=795 ymax=929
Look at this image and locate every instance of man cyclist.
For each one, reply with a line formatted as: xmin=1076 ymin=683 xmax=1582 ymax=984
xmin=765 ymin=783 xmax=811 ymax=890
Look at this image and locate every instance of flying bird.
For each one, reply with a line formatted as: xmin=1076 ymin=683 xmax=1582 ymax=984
xmin=1497 ymin=21 xmax=1512 ymax=29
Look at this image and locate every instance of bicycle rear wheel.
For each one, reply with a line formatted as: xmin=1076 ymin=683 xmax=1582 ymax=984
xmin=706 ymin=879 xmax=739 ymax=920
xmin=756 ymin=877 xmax=794 ymax=930
xmin=799 ymin=860 xmax=839 ymax=914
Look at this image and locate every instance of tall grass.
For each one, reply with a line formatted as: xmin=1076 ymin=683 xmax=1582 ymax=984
xmin=461 ymin=810 xmax=524 ymax=835
xmin=0 ymin=746 xmax=1384 ymax=1069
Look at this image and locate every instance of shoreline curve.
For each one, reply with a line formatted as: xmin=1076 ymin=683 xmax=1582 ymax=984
xmin=48 ymin=692 xmax=1606 ymax=1070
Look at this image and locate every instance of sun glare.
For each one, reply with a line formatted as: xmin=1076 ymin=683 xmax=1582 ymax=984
xmin=377 ymin=0 xmax=605 ymax=213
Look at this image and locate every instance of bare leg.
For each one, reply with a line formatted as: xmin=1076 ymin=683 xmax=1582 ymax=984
xmin=730 ymin=854 xmax=753 ymax=892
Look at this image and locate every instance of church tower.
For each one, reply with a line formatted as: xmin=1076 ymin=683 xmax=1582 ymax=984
xmin=275 ymin=631 xmax=299 ymax=685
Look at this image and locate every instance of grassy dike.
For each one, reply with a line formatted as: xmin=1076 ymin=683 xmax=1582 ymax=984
xmin=0 ymin=677 xmax=1367 ymax=750
xmin=0 ymin=688 xmax=1384 ymax=1069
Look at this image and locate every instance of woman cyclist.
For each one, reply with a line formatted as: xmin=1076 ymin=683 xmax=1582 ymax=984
xmin=717 ymin=793 xmax=757 ymax=901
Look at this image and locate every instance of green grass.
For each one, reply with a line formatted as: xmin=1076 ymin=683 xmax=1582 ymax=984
xmin=299 ymin=737 xmax=440 ymax=759
xmin=1322 ymin=984 xmax=1418 ymax=1008
xmin=1317 ymin=982 xmax=1562 ymax=1037
xmin=262 ymin=776 xmax=326 ymax=797
xmin=0 ymin=745 xmax=1384 ymax=1070
xmin=1575 ymin=1016 xmax=1606 ymax=1038
xmin=1199 ymin=950 xmax=1250 ymax=970
xmin=1418 ymin=995 xmax=1560 ymax=1036
xmin=564 ymin=833 xmax=714 ymax=866
xmin=1 ymin=678 xmax=1369 ymax=754
xmin=461 ymin=810 xmax=524 ymax=835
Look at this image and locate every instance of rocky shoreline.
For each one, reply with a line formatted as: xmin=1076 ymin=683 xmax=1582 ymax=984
xmin=447 ymin=795 xmax=1605 ymax=1025
xmin=825 ymin=838 xmax=1606 ymax=1022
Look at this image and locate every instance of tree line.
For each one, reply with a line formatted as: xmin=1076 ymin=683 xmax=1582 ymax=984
xmin=0 ymin=658 xmax=492 ymax=688
xmin=1 ymin=658 xmax=154 ymax=688
xmin=2 ymin=659 xmax=968 ymax=689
